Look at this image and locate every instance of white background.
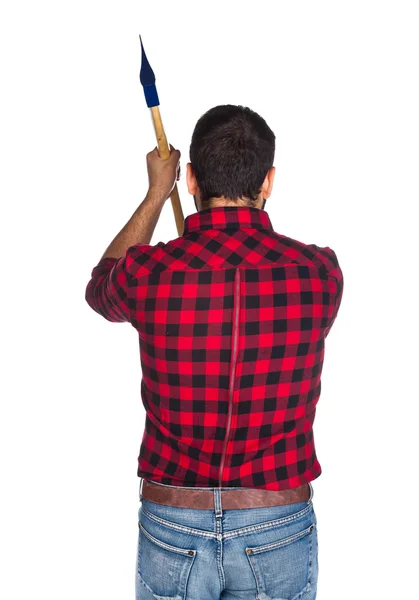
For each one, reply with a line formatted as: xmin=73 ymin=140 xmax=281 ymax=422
xmin=1 ymin=1 xmax=418 ymax=598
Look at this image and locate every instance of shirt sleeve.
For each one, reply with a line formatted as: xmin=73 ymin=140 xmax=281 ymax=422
xmin=323 ymin=251 xmax=344 ymax=339
xmin=85 ymin=253 xmax=132 ymax=323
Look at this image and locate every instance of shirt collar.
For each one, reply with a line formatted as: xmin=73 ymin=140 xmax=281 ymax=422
xmin=182 ymin=206 xmax=273 ymax=235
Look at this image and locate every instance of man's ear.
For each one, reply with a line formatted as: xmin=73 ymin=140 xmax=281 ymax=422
xmin=261 ymin=166 xmax=276 ymax=199
xmin=186 ymin=163 xmax=198 ymax=195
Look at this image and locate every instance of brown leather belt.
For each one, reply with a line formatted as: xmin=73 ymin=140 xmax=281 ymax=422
xmin=140 ymin=479 xmax=312 ymax=510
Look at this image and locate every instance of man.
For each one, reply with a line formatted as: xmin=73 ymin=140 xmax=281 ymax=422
xmin=85 ymin=104 xmax=343 ymax=600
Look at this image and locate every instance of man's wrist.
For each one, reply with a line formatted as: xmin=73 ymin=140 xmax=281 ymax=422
xmin=146 ymin=186 xmax=170 ymax=204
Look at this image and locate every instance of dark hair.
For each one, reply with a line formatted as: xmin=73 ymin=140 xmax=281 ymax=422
xmin=189 ymin=104 xmax=275 ymax=207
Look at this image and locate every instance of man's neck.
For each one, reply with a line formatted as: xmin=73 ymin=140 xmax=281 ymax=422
xmin=195 ymin=195 xmax=266 ymax=211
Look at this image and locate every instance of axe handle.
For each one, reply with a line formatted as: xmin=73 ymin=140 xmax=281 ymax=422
xmin=150 ymin=106 xmax=184 ymax=236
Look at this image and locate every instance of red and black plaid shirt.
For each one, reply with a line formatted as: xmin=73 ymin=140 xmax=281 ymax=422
xmin=85 ymin=205 xmax=343 ymax=490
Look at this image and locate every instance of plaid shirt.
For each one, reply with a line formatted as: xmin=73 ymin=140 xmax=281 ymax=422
xmin=85 ymin=206 xmax=343 ymax=490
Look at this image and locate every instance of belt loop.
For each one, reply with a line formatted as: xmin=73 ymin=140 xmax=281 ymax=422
xmin=139 ymin=478 xmax=144 ymax=502
xmin=214 ymin=487 xmax=223 ymax=517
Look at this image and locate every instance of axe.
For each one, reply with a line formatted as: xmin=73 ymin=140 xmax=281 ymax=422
xmin=139 ymin=35 xmax=185 ymax=236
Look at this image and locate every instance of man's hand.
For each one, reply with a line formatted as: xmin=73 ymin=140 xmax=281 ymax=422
xmin=98 ymin=144 xmax=181 ymax=261
xmin=146 ymin=144 xmax=181 ymax=201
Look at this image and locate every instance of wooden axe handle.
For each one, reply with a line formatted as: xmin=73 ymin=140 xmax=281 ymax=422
xmin=150 ymin=106 xmax=184 ymax=236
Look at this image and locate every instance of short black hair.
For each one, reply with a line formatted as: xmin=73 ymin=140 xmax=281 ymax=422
xmin=189 ymin=104 xmax=275 ymax=206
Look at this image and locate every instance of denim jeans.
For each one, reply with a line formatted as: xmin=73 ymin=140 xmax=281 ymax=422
xmin=136 ymin=479 xmax=318 ymax=600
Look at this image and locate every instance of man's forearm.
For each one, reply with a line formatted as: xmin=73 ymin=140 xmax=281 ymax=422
xmin=100 ymin=188 xmax=166 ymax=260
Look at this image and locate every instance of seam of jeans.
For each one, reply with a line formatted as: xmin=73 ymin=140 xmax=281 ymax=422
xmin=139 ymin=521 xmax=197 ymax=556
xmin=141 ymin=505 xmax=217 ymax=538
xmin=140 ymin=500 xmax=315 ymax=540
xmin=223 ymin=504 xmax=315 ymax=541
xmin=246 ymin=523 xmax=315 ymax=553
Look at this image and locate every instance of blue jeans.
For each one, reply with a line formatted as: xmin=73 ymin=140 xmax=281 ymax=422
xmin=136 ymin=480 xmax=318 ymax=600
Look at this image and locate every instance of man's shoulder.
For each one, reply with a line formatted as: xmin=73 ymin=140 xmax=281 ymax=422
xmin=269 ymin=230 xmax=339 ymax=274
xmin=125 ymin=238 xmax=187 ymax=276
xmin=124 ymin=242 xmax=163 ymax=277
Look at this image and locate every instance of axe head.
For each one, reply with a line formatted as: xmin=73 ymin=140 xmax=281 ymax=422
xmin=139 ymin=35 xmax=160 ymax=108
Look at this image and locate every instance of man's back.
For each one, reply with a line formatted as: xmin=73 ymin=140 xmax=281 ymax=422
xmin=86 ymin=205 xmax=344 ymax=491
xmin=84 ymin=103 xmax=344 ymax=600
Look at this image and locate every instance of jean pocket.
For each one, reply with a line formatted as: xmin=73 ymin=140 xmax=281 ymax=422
xmin=245 ymin=522 xmax=316 ymax=600
xmin=137 ymin=520 xmax=196 ymax=600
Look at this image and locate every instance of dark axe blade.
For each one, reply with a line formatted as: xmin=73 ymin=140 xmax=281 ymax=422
xmin=139 ymin=35 xmax=160 ymax=108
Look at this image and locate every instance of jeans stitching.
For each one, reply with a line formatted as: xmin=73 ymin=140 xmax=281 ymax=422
xmin=140 ymin=500 xmax=314 ymax=541
xmin=224 ymin=502 xmax=314 ymax=540
xmin=139 ymin=521 xmax=197 ymax=556
xmin=141 ymin=505 xmax=217 ymax=538
xmin=246 ymin=523 xmax=315 ymax=553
